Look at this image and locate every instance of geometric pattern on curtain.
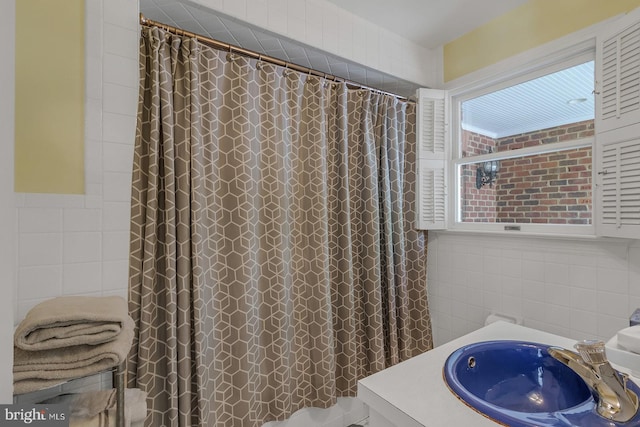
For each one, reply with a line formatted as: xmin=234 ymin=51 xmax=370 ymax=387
xmin=128 ymin=26 xmax=432 ymax=427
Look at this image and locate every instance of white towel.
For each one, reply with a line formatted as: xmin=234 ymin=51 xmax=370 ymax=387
xmin=15 ymin=296 xmax=130 ymax=351
xmin=13 ymin=317 xmax=135 ymax=394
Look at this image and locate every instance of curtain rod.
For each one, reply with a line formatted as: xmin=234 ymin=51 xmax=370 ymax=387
xmin=139 ymin=14 xmax=416 ymax=104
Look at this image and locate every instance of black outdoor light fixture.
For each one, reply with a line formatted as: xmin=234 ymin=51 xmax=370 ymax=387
xmin=475 ymin=148 xmax=500 ymax=189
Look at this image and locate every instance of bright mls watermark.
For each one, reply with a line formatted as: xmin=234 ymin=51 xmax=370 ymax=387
xmin=0 ymin=405 xmax=68 ymax=426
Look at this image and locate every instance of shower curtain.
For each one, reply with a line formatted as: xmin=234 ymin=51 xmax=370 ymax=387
xmin=128 ymin=26 xmax=432 ymax=427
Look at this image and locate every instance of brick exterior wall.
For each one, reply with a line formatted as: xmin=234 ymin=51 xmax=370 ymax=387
xmin=461 ymin=130 xmax=497 ymax=222
xmin=461 ymin=120 xmax=593 ymax=224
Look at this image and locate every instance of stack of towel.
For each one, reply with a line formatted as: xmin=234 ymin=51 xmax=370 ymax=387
xmin=43 ymin=388 xmax=147 ymax=427
xmin=13 ymin=296 xmax=135 ymax=395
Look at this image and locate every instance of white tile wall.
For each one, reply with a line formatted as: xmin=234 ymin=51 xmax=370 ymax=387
xmin=190 ymin=0 xmax=438 ymax=87
xmin=427 ymin=232 xmax=640 ymax=347
xmin=14 ymin=0 xmax=139 ymax=322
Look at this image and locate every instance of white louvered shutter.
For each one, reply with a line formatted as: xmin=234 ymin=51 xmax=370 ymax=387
xmin=416 ymin=88 xmax=448 ymax=230
xmin=596 ymin=128 xmax=640 ymax=238
xmin=596 ymin=8 xmax=640 ymax=134
xmin=595 ymin=8 xmax=640 ymax=238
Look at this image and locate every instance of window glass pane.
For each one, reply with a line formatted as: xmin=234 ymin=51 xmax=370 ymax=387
xmin=460 ymin=61 xmax=594 ymax=157
xmin=460 ymin=147 xmax=592 ymax=224
xmin=457 ymin=58 xmax=595 ymax=229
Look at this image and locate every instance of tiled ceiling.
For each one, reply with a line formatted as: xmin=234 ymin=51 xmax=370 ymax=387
xmin=138 ymin=0 xmax=423 ymax=98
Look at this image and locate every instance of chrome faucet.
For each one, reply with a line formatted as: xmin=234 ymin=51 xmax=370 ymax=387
xmin=548 ymin=340 xmax=639 ymax=422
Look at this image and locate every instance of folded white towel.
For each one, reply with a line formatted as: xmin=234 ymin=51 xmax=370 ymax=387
xmin=15 ymin=296 xmax=131 ymax=351
xmin=13 ymin=316 xmax=135 ymax=394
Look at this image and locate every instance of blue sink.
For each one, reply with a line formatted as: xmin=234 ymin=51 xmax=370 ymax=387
xmin=443 ymin=340 xmax=640 ymax=427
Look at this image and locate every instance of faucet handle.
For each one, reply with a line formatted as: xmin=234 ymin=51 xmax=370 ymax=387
xmin=574 ymin=340 xmax=608 ymax=364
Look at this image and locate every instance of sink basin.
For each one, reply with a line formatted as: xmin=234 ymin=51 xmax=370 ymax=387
xmin=443 ymin=340 xmax=640 ymax=427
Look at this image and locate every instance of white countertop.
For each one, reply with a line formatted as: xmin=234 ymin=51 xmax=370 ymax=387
xmin=357 ymin=322 xmax=589 ymax=427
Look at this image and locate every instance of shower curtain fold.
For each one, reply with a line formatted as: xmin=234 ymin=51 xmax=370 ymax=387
xmin=128 ymin=26 xmax=432 ymax=427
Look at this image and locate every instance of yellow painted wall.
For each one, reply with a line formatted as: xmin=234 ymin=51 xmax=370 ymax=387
xmin=15 ymin=0 xmax=85 ymax=194
xmin=444 ymin=0 xmax=640 ymax=83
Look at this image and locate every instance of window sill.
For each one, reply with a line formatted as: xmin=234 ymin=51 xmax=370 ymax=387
xmin=435 ymin=227 xmax=634 ymax=243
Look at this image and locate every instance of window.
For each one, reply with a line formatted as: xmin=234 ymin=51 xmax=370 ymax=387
xmin=416 ymin=8 xmax=640 ymax=238
xmin=451 ymin=56 xmax=595 ymax=235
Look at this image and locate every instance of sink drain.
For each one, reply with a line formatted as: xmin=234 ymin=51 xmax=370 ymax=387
xmin=468 ymin=356 xmax=476 ymax=368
